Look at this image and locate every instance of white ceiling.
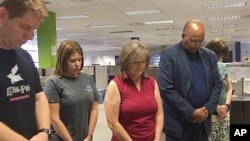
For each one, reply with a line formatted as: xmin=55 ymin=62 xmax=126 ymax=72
xmin=42 ymin=0 xmax=250 ymax=52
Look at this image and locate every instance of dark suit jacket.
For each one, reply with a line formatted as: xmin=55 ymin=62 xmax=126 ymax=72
xmin=157 ymin=42 xmax=222 ymax=138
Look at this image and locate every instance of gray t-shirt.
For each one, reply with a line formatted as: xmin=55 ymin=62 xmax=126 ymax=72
xmin=44 ymin=72 xmax=98 ymax=141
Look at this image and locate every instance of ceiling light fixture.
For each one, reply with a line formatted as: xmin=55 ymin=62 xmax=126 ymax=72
xmin=156 ymin=26 xmax=182 ymax=31
xmin=56 ymin=28 xmax=62 ymax=30
xmin=144 ymin=20 xmax=174 ymax=25
xmin=66 ymin=33 xmax=87 ymax=36
xmin=57 ymin=15 xmax=89 ymax=20
xmin=156 ymin=28 xmax=171 ymax=31
xmin=241 ymin=15 xmax=250 ymax=18
xmin=110 ymin=30 xmax=133 ymax=33
xmin=207 ymin=15 xmax=240 ymax=21
xmin=83 ymin=37 xmax=108 ymax=40
xmin=123 ymin=9 xmax=162 ymax=15
xmin=156 ymin=33 xmax=182 ymax=35
xmin=57 ymin=39 xmax=67 ymax=42
xmin=103 ymin=40 xmax=119 ymax=43
xmin=211 ymin=29 xmax=235 ymax=33
xmin=87 ymin=24 xmax=115 ymax=28
xmin=209 ymin=24 xmax=238 ymax=29
xmin=202 ymin=2 xmax=246 ymax=9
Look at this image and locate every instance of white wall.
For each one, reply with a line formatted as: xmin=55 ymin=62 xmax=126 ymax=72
xmin=95 ymin=66 xmax=108 ymax=90
xmin=84 ymin=55 xmax=116 ymax=66
xmin=241 ymin=43 xmax=250 ymax=59
xmin=84 ymin=47 xmax=162 ymax=66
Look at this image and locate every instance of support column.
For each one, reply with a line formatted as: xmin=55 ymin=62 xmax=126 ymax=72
xmin=37 ymin=11 xmax=57 ymax=68
xmin=235 ymin=42 xmax=241 ymax=62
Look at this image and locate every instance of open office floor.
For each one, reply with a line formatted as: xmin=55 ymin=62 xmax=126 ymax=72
xmin=93 ymin=104 xmax=165 ymax=141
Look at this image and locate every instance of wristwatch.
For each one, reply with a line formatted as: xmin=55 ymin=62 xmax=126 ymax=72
xmin=38 ymin=128 xmax=51 ymax=139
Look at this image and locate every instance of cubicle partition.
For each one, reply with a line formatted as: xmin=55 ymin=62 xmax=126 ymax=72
xmin=226 ymin=63 xmax=250 ymax=124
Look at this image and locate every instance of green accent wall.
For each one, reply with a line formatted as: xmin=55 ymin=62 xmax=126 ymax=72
xmin=37 ymin=11 xmax=57 ymax=68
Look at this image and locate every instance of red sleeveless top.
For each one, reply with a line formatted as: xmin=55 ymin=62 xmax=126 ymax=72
xmin=111 ymin=75 xmax=158 ymax=141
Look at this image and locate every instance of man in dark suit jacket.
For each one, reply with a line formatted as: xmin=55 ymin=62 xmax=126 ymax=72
xmin=157 ymin=19 xmax=222 ymax=141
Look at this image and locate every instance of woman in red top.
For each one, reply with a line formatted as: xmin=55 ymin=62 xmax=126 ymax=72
xmin=104 ymin=40 xmax=164 ymax=141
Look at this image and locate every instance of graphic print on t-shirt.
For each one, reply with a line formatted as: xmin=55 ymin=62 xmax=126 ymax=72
xmin=7 ymin=65 xmax=23 ymax=84
xmin=6 ymin=64 xmax=31 ymax=101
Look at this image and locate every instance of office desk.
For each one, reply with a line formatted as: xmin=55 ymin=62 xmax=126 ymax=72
xmin=230 ymin=95 xmax=250 ymax=124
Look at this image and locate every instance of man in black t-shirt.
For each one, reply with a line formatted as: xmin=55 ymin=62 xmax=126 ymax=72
xmin=0 ymin=0 xmax=50 ymax=140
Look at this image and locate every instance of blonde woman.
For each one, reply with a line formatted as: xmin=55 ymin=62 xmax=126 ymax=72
xmin=104 ymin=40 xmax=164 ymax=141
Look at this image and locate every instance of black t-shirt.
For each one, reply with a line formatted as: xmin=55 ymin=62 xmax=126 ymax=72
xmin=0 ymin=48 xmax=42 ymax=139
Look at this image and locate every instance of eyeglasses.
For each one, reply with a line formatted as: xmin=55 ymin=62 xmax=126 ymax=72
xmin=186 ymin=36 xmax=206 ymax=46
xmin=132 ymin=60 xmax=147 ymax=65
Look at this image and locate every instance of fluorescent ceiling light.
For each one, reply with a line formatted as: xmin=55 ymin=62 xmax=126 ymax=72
xmin=209 ymin=24 xmax=238 ymax=29
xmin=66 ymin=33 xmax=87 ymax=36
xmin=144 ymin=20 xmax=174 ymax=25
xmin=123 ymin=9 xmax=162 ymax=15
xmin=211 ymin=29 xmax=235 ymax=33
xmin=241 ymin=15 xmax=250 ymax=18
xmin=57 ymin=15 xmax=89 ymax=20
xmin=83 ymin=37 xmax=108 ymax=40
xmin=103 ymin=40 xmax=119 ymax=43
xmin=110 ymin=30 xmax=133 ymax=33
xmin=203 ymin=2 xmax=246 ymax=9
xmin=57 ymin=39 xmax=67 ymax=42
xmin=207 ymin=15 xmax=240 ymax=21
xmin=87 ymin=24 xmax=115 ymax=28
xmin=156 ymin=26 xmax=182 ymax=31
xmin=156 ymin=28 xmax=171 ymax=31
xmin=156 ymin=33 xmax=181 ymax=36
xmin=235 ymin=29 xmax=248 ymax=32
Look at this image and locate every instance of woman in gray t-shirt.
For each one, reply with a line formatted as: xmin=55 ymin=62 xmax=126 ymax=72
xmin=44 ymin=40 xmax=99 ymax=141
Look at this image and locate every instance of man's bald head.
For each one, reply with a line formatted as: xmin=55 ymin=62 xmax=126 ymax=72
xmin=181 ymin=19 xmax=206 ymax=53
xmin=183 ymin=19 xmax=205 ymax=37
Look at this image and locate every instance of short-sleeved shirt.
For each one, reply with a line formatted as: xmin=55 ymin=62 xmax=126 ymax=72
xmin=0 ymin=48 xmax=42 ymax=138
xmin=217 ymin=61 xmax=229 ymax=104
xmin=44 ymin=72 xmax=98 ymax=141
xmin=111 ymin=75 xmax=158 ymax=141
